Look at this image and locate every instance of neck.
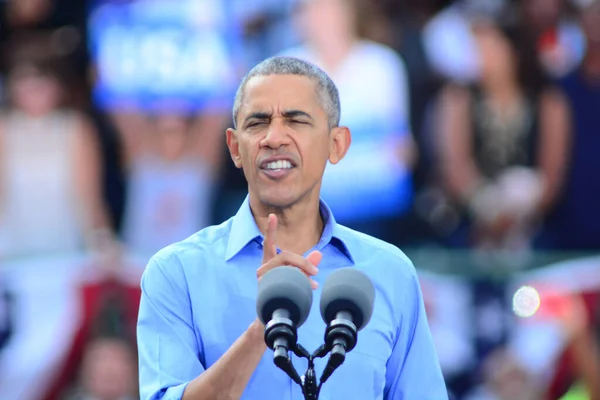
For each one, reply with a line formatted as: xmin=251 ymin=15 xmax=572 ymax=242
xmin=482 ymin=78 xmax=522 ymax=106
xmin=250 ymin=194 xmax=324 ymax=255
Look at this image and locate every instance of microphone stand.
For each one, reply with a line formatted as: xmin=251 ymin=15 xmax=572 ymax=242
xmin=272 ymin=342 xmax=347 ymax=400
xmin=265 ymin=316 xmax=358 ymax=399
xmin=294 ymin=344 xmax=323 ymax=400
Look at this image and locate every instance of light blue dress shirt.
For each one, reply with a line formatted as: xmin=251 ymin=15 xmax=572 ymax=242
xmin=137 ymin=196 xmax=448 ymax=400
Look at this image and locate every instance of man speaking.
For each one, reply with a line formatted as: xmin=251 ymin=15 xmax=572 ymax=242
xmin=137 ymin=56 xmax=447 ymax=399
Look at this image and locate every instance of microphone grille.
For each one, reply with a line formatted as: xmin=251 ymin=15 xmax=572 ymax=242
xmin=320 ymin=267 xmax=375 ymax=331
xmin=256 ymin=266 xmax=313 ymax=327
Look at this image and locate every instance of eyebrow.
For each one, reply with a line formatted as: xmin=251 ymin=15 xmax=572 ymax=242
xmin=281 ymin=110 xmax=314 ymax=121
xmin=242 ymin=109 xmax=314 ymax=126
xmin=243 ymin=112 xmax=272 ymax=125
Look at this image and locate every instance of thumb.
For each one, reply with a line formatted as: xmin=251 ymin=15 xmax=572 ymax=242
xmin=306 ymin=250 xmax=323 ymax=269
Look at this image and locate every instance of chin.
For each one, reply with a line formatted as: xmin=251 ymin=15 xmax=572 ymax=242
xmin=258 ymin=190 xmax=301 ymax=210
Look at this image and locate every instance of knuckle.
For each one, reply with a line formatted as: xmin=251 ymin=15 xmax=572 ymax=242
xmin=278 ymin=251 xmax=293 ymax=264
xmin=279 ymin=250 xmax=292 ymax=258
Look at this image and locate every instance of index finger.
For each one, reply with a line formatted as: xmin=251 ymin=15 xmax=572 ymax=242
xmin=262 ymin=213 xmax=278 ymax=263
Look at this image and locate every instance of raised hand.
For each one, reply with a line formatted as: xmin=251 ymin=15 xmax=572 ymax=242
xmin=257 ymin=214 xmax=321 ymax=289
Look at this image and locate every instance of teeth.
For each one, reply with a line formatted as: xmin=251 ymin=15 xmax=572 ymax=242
xmin=266 ymin=160 xmax=292 ymax=170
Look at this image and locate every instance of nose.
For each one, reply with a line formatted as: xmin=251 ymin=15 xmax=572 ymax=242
xmin=260 ymin=118 xmax=291 ymax=149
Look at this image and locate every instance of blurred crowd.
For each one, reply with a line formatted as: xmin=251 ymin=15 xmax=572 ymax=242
xmin=0 ymin=0 xmax=599 ymax=399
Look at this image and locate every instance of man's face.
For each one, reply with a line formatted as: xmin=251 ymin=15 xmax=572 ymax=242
xmin=227 ymin=74 xmax=349 ymax=209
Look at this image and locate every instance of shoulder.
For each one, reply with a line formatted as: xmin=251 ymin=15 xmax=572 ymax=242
xmin=144 ymin=218 xmax=234 ymax=277
xmin=353 ymin=41 xmax=407 ymax=78
xmin=358 ymin=40 xmax=405 ymax=64
xmin=139 ymin=219 xmax=234 ymax=303
xmin=336 ymin=225 xmax=416 ymax=280
xmin=439 ymin=83 xmax=472 ymax=107
xmin=69 ymin=111 xmax=100 ymax=148
xmin=335 ymin=226 xmax=421 ymax=326
xmin=537 ymin=85 xmax=569 ymax=115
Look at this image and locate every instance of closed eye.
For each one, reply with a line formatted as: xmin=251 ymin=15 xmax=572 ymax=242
xmin=247 ymin=121 xmax=267 ymax=128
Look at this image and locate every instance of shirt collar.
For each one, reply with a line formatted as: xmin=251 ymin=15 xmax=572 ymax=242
xmin=225 ymin=195 xmax=354 ymax=263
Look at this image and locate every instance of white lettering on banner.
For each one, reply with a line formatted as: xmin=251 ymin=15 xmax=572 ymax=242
xmin=96 ymin=27 xmax=235 ymax=94
xmin=89 ymin=0 xmax=240 ymax=109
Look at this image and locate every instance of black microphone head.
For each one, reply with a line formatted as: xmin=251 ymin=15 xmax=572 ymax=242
xmin=256 ymin=266 xmax=313 ymax=327
xmin=320 ymin=267 xmax=375 ymax=331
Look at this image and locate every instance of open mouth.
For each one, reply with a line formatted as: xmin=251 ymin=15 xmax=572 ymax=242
xmin=259 ymin=158 xmax=296 ymax=180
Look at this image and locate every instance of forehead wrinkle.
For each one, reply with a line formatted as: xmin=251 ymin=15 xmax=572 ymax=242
xmin=238 ymin=75 xmax=326 ymax=125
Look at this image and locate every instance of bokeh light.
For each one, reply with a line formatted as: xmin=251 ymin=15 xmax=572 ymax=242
xmin=512 ymin=285 xmax=541 ymax=318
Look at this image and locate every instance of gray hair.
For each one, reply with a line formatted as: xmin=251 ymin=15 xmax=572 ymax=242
xmin=232 ymin=56 xmax=341 ymax=129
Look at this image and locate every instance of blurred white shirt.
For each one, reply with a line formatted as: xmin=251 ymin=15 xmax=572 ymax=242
xmin=0 ymin=110 xmax=83 ymax=258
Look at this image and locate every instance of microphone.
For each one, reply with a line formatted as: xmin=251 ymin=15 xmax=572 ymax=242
xmin=318 ymin=268 xmax=375 ymax=383
xmin=256 ymin=266 xmax=313 ymax=384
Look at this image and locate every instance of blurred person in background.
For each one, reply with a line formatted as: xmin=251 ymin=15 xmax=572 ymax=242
xmin=1 ymin=0 xmax=54 ymax=27
xmin=436 ymin=19 xmax=571 ymax=392
xmin=421 ymin=0 xmax=508 ymax=86
xmin=232 ymin=0 xmax=300 ymax=68
xmin=377 ymin=0 xmax=457 ymax=246
xmin=436 ymin=18 xmax=570 ymax=251
xmin=42 ymin=257 xmax=142 ymax=400
xmin=531 ymin=289 xmax=600 ymax=400
xmin=415 ymin=1 xmax=514 ymax=245
xmin=518 ymin=0 xmax=586 ymax=79
xmin=0 ymin=0 xmax=89 ymax=102
xmin=282 ymin=0 xmax=416 ymax=242
xmin=115 ymin=109 xmax=218 ymax=256
xmin=535 ymin=0 xmax=600 ymax=251
xmin=87 ymin=0 xmax=239 ymax=246
xmin=65 ymin=336 xmax=138 ymax=400
xmin=464 ymin=347 xmax=541 ymax=400
xmin=0 ymin=35 xmax=115 ymax=258
xmin=465 ymin=290 xmax=600 ymax=400
xmin=553 ymin=293 xmax=600 ymax=400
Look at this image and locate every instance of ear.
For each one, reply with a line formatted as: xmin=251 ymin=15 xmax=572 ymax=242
xmin=328 ymin=126 xmax=351 ymax=165
xmin=226 ymin=128 xmax=243 ymax=169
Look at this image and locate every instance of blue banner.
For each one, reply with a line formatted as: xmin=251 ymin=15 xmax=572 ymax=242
xmin=88 ymin=0 xmax=244 ymax=113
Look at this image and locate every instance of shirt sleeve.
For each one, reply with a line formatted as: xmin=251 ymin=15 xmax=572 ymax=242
xmin=137 ymin=255 xmax=205 ymax=400
xmin=384 ymin=268 xmax=448 ymax=400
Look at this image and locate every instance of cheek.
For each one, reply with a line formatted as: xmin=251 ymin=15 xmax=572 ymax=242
xmin=303 ymin=141 xmax=330 ymax=173
xmin=239 ymin=138 xmax=261 ymax=169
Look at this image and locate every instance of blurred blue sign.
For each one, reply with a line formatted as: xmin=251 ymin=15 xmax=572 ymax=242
xmin=88 ymin=0 xmax=243 ymax=113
